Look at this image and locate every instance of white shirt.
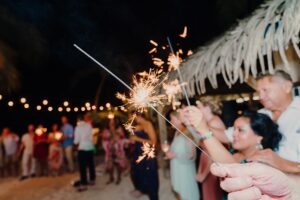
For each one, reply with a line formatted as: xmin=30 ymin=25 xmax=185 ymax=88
xmin=74 ymin=121 xmax=94 ymax=151
xmin=3 ymin=134 xmax=19 ymax=156
xmin=21 ymin=133 xmax=34 ymax=155
xmin=259 ymin=97 xmax=300 ymax=162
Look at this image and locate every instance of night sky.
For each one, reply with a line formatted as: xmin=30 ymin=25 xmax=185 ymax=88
xmin=0 ymin=0 xmax=263 ymax=131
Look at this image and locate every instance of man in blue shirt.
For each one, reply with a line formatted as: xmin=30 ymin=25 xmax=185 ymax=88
xmin=61 ymin=116 xmax=74 ymax=172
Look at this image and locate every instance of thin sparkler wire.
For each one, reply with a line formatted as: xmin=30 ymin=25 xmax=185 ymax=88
xmin=73 ymin=44 xmax=217 ymax=163
xmin=167 ymin=37 xmax=191 ymax=106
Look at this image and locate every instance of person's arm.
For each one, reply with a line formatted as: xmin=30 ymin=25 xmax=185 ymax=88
xmin=182 ymin=106 xmax=236 ymax=164
xmin=207 ymin=117 xmax=229 ymax=144
xmin=196 ymin=156 xmax=212 ymax=183
xmin=130 ymin=122 xmax=157 ymax=145
xmin=248 ymin=148 xmax=300 ymax=174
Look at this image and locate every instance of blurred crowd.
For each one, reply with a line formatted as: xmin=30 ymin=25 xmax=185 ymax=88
xmin=0 ymin=70 xmax=299 ymax=200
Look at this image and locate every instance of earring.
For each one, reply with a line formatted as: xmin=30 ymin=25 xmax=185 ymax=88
xmin=256 ymin=142 xmax=263 ymax=150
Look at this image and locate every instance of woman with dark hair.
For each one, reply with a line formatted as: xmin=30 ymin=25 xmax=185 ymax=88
xmin=182 ymin=107 xmax=284 ymax=199
xmin=129 ymin=113 xmax=159 ymax=200
xmin=181 ymin=106 xmax=283 ymax=165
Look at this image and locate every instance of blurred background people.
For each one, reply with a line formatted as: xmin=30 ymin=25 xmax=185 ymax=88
xmin=130 ymin=113 xmax=159 ymax=200
xmin=61 ymin=116 xmax=75 ymax=173
xmin=48 ymin=123 xmax=64 ymax=176
xmin=2 ymin=127 xmax=19 ymax=177
xmin=165 ymin=111 xmax=199 ymax=200
xmin=18 ymin=124 xmax=36 ymax=180
xmin=33 ymin=124 xmax=49 ymax=176
xmin=74 ymin=114 xmax=95 ymax=192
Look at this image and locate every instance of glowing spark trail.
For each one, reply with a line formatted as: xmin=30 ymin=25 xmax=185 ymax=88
xmin=179 ymin=26 xmax=188 ymax=38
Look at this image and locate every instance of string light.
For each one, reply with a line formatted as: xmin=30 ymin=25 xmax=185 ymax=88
xmin=20 ymin=97 xmax=26 ymax=103
xmin=36 ymin=105 xmax=42 ymax=110
xmin=1 ymin=94 xmax=123 ymax=113
xmin=63 ymin=101 xmax=69 ymax=107
xmin=42 ymin=99 xmax=48 ymax=105
xmin=8 ymin=101 xmax=14 ymax=107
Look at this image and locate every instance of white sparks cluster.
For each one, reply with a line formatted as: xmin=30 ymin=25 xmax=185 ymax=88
xmin=116 ymin=69 xmax=166 ymax=113
xmin=136 ymin=143 xmax=156 ymax=163
xmin=162 ymin=79 xmax=184 ymax=109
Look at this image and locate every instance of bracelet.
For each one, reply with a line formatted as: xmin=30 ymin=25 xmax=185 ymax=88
xmin=200 ymin=131 xmax=214 ymax=141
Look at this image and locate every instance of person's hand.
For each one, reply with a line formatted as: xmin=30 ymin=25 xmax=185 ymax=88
xmin=195 ymin=173 xmax=206 ymax=183
xmin=181 ymin=106 xmax=209 ymax=134
xmin=210 ymin=162 xmax=291 ymax=200
xmin=129 ymin=135 xmax=138 ymax=143
xmin=247 ymin=149 xmax=282 ymax=169
xmin=165 ymin=151 xmax=176 ymax=159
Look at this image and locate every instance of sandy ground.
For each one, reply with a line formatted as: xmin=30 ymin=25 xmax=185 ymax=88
xmin=0 ymin=169 xmax=174 ymax=200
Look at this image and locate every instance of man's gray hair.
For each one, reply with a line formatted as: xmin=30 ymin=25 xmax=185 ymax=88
xmin=256 ymin=69 xmax=293 ymax=82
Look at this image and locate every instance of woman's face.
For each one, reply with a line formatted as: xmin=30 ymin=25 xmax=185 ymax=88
xmin=232 ymin=117 xmax=262 ymax=151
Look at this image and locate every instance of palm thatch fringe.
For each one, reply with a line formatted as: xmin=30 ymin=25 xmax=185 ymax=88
xmin=170 ymin=0 xmax=300 ymax=96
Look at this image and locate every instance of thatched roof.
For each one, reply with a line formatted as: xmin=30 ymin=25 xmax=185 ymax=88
xmin=172 ymin=0 xmax=300 ymax=96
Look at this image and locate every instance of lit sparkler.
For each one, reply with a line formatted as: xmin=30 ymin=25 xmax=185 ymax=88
xmin=136 ymin=142 xmax=155 ymax=163
xmin=163 ymin=79 xmax=184 ymax=109
xmin=74 ymin=44 xmax=217 ymax=164
xmin=54 ymin=131 xmax=63 ymax=140
xmin=123 ymin=113 xmax=136 ymax=134
xmin=116 ymin=69 xmax=166 ymax=113
xmin=167 ymin=52 xmax=183 ymax=71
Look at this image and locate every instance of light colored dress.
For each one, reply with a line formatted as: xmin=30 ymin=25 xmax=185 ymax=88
xmin=170 ymin=133 xmax=200 ymax=200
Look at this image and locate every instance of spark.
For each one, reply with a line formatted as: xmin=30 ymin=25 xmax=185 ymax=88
xmin=150 ymin=40 xmax=158 ymax=46
xmin=179 ymin=26 xmax=188 ymax=38
xmin=123 ymin=113 xmax=136 ymax=134
xmin=152 ymin=57 xmax=164 ymax=67
xmin=136 ymin=143 xmax=155 ymax=163
xmin=167 ymin=52 xmax=183 ymax=71
xmin=116 ymin=69 xmax=166 ymax=113
xmin=148 ymin=47 xmax=157 ymax=54
xmin=187 ymin=50 xmax=193 ymax=56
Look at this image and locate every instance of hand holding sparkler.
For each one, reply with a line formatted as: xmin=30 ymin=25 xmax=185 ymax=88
xmin=181 ymin=106 xmax=209 ymax=136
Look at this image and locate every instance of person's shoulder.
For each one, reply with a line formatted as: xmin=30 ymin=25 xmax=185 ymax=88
xmin=290 ymin=97 xmax=300 ymax=109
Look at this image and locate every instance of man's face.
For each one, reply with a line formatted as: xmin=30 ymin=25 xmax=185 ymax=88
xmin=256 ymin=77 xmax=289 ymax=110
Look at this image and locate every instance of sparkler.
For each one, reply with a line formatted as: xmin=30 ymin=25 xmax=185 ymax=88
xmin=163 ymin=79 xmax=183 ymax=110
xmin=167 ymin=37 xmax=191 ymax=106
xmin=73 ymin=44 xmax=217 ymax=164
xmin=54 ymin=131 xmax=63 ymax=140
xmin=116 ymin=69 xmax=166 ymax=113
xmin=136 ymin=143 xmax=155 ymax=163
